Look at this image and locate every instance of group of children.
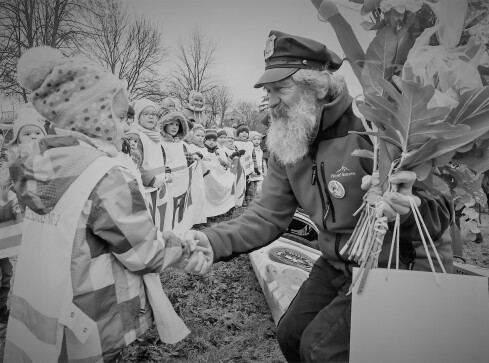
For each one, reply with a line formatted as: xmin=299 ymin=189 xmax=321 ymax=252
xmin=0 ymin=45 xmax=268 ymax=361
xmin=123 ymin=96 xmax=267 ymax=209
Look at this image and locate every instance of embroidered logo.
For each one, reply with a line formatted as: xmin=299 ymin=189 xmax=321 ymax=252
xmin=264 ymin=34 xmax=276 ymax=60
xmin=331 ymin=165 xmax=355 ymax=179
xmin=328 ymin=180 xmax=345 ymax=199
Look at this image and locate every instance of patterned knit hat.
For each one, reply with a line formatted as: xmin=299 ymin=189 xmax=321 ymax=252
xmin=236 ymin=124 xmax=250 ymax=136
xmin=16 ymin=46 xmax=127 ymax=144
xmin=9 ymin=104 xmax=47 ymax=145
xmin=204 ymin=129 xmax=217 ymax=141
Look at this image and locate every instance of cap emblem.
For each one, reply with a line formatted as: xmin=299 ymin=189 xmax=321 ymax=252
xmin=264 ymin=34 xmax=276 ymax=60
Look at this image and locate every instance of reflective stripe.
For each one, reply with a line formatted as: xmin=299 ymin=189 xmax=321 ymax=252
xmin=10 ymin=295 xmax=59 ymax=345
xmin=170 ymin=164 xmax=188 ymax=172
xmin=145 ymin=165 xmax=166 ymax=176
xmin=3 ymin=340 xmax=33 ymax=363
xmin=5 ymin=317 xmax=58 ymax=362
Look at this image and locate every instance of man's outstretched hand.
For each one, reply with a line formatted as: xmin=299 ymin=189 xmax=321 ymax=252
xmin=182 ymin=230 xmax=214 ymax=275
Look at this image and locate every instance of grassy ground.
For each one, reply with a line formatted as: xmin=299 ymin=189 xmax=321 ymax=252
xmin=122 ymin=205 xmax=286 ymax=363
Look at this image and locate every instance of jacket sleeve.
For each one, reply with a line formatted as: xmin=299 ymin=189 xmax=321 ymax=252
xmin=398 ymin=185 xmax=452 ymax=242
xmin=88 ymin=166 xmax=183 ymax=273
xmin=203 ymin=154 xmax=298 ymax=262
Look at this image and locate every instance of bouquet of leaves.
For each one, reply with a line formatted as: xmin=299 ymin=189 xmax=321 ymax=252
xmin=344 ymin=77 xmax=489 ymax=291
xmin=310 ymin=0 xmax=489 ymax=292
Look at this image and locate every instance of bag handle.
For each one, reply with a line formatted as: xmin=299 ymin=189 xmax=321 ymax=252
xmin=386 ymin=197 xmax=446 ymax=285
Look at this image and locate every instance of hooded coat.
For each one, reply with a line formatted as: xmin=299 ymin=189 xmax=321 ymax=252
xmin=160 ymin=111 xmax=194 ymax=171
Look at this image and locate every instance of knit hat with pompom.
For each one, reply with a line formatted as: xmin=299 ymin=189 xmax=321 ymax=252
xmin=16 ymin=46 xmax=127 ymax=144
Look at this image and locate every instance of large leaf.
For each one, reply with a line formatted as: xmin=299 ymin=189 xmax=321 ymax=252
xmin=358 ymin=77 xmax=464 ymax=158
xmin=360 ymin=26 xmax=398 ymax=96
xmin=446 ymin=86 xmax=489 ymax=126
xmin=404 ymin=86 xmax=489 ymax=169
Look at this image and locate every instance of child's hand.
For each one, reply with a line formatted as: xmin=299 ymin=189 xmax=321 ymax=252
xmin=153 ymin=175 xmax=166 ymax=189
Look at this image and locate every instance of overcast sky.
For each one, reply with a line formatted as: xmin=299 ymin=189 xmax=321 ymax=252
xmin=134 ymin=0 xmax=372 ymax=104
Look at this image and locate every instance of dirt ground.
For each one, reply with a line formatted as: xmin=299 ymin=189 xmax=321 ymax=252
xmin=0 ymin=207 xmax=487 ymax=362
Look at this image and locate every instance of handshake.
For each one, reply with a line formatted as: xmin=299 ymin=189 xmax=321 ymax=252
xmin=170 ymin=230 xmax=214 ymax=274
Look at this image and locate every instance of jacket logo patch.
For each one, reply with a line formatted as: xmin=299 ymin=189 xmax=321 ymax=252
xmin=328 ymin=180 xmax=345 ymax=199
xmin=331 ymin=165 xmax=355 ymax=179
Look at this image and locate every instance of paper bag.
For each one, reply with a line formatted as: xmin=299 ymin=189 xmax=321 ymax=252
xmin=350 ymin=267 xmax=489 ymax=363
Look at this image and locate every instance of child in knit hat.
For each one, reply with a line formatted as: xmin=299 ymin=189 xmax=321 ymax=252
xmin=133 ymin=98 xmax=167 ymax=189
xmin=234 ymin=124 xmax=255 ymax=205
xmin=186 ymin=124 xmax=207 ymax=161
xmin=8 ymin=104 xmax=47 ymax=146
xmin=248 ymin=131 xmax=265 ymax=199
xmin=5 ymin=46 xmax=207 ymax=362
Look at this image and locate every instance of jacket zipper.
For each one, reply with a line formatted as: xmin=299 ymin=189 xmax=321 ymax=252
xmin=311 ymin=160 xmax=328 ymax=230
xmin=320 ymin=162 xmax=335 ymax=223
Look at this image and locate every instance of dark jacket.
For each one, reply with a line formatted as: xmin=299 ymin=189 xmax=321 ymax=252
xmin=203 ymin=89 xmax=453 ymax=273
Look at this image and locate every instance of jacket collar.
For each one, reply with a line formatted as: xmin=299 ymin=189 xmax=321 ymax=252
xmin=318 ymin=88 xmax=353 ymax=132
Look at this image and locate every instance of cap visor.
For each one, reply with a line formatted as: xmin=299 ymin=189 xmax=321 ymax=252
xmin=253 ymin=68 xmax=298 ymax=88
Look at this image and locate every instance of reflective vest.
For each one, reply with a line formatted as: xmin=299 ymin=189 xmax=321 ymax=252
xmin=4 ymin=156 xmax=120 ymax=362
xmin=140 ymin=131 xmax=166 ymax=178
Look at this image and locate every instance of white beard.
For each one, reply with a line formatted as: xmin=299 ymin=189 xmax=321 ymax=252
xmin=266 ymin=92 xmax=319 ymax=166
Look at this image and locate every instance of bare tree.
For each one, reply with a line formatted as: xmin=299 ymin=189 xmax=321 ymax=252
xmin=170 ymin=27 xmax=217 ymax=105
xmin=80 ymin=0 xmax=168 ymax=101
xmin=0 ymin=0 xmax=91 ymax=101
xmin=217 ymin=85 xmax=233 ymax=126
xmin=204 ymin=84 xmax=233 ymax=126
xmin=230 ymin=100 xmax=261 ymax=130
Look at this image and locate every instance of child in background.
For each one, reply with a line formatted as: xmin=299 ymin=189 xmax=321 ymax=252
xmin=0 ymin=131 xmax=21 ymax=331
xmin=160 ymin=111 xmax=195 ymax=175
xmin=186 ymin=124 xmax=207 ymax=161
xmin=221 ymin=127 xmax=242 ymax=160
xmin=234 ymin=124 xmax=255 ymax=205
xmin=134 ymin=98 xmax=166 ymax=189
xmin=7 ymin=104 xmax=47 ymax=154
xmin=203 ymin=130 xmax=218 ymax=157
xmin=204 ymin=130 xmax=230 ymax=169
xmin=215 ymin=129 xmax=231 ymax=169
xmin=248 ymin=131 xmax=265 ymax=199
xmin=6 ymin=46 xmax=203 ymax=362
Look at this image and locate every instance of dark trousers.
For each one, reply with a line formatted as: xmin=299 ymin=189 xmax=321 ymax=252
xmin=277 ymin=257 xmax=352 ymax=363
xmin=0 ymin=257 xmax=12 ymax=307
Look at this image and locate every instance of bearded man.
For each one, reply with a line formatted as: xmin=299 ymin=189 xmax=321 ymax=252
xmin=184 ymin=31 xmax=453 ymax=363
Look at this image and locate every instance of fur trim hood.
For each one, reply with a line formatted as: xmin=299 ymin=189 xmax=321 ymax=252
xmin=160 ymin=111 xmax=188 ymax=142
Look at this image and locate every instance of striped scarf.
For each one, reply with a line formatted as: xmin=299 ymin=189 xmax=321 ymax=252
xmin=139 ymin=125 xmax=161 ymax=143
